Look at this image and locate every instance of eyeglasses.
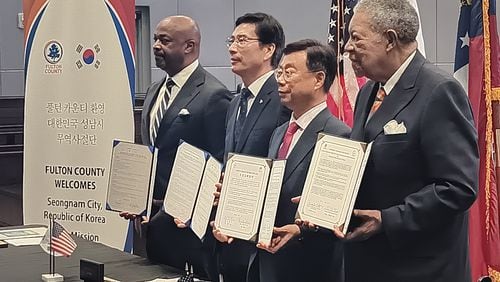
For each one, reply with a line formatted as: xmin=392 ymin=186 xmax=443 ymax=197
xmin=225 ymin=36 xmax=260 ymax=48
xmin=274 ymin=68 xmax=323 ymax=82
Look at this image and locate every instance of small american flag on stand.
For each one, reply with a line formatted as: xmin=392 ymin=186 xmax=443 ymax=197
xmin=177 ymin=263 xmax=194 ymax=282
xmin=51 ymin=221 xmax=77 ymax=257
xmin=40 ymin=220 xmax=77 ymax=257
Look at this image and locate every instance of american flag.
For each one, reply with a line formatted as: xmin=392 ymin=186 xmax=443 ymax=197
xmin=40 ymin=221 xmax=77 ymax=257
xmin=326 ymin=0 xmax=365 ymax=128
xmin=51 ymin=221 xmax=77 ymax=256
xmin=454 ymin=0 xmax=500 ymax=280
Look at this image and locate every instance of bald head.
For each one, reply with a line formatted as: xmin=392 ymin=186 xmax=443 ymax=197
xmin=159 ymin=16 xmax=201 ymax=48
xmin=153 ymin=15 xmax=201 ymax=75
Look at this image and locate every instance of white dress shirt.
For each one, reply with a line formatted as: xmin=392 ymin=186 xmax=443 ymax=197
xmin=282 ymin=101 xmax=327 ymax=158
xmin=149 ymin=60 xmax=199 ymax=140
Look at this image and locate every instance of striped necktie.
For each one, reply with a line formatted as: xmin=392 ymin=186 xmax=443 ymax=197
xmin=369 ymin=85 xmax=386 ymax=117
xmin=151 ymin=77 xmax=176 ymax=145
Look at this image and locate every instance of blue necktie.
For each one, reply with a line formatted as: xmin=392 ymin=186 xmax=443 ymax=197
xmin=234 ymin=88 xmax=251 ymax=145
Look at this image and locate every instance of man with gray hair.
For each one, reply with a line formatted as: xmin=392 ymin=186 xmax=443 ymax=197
xmin=334 ymin=0 xmax=479 ymax=281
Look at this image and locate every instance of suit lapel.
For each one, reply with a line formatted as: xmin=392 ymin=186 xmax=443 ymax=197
xmin=364 ymin=52 xmax=425 ymax=141
xmin=268 ymin=123 xmax=287 ymax=159
xmin=350 ymin=81 xmax=378 ymax=142
xmin=235 ymin=76 xmax=277 ymax=152
xmin=364 ymin=87 xmax=417 ymax=141
xmin=225 ymin=99 xmax=239 ymax=154
xmin=283 ymin=108 xmax=331 ymax=183
xmin=157 ymin=66 xmax=204 ymax=139
xmin=141 ymin=78 xmax=165 ymax=145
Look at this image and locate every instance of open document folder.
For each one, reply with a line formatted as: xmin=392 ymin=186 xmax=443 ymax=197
xmin=163 ymin=141 xmax=222 ymax=240
xmin=297 ymin=134 xmax=372 ymax=234
xmin=215 ymin=153 xmax=286 ymax=245
xmin=106 ymin=140 xmax=158 ymax=219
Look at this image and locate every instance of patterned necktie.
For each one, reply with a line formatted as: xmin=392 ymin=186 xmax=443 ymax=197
xmin=234 ymin=88 xmax=252 ymax=145
xmin=277 ymin=122 xmax=299 ymax=159
xmin=151 ymin=77 xmax=176 ymax=145
xmin=369 ymin=85 xmax=386 ymax=116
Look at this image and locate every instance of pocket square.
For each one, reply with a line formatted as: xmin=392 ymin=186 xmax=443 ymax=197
xmin=178 ymin=108 xmax=190 ymax=117
xmin=383 ymin=120 xmax=407 ymax=135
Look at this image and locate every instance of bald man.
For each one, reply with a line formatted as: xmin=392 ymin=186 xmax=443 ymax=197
xmin=141 ymin=16 xmax=231 ymax=279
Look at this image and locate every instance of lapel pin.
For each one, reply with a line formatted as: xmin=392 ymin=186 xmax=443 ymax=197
xmin=259 ymin=99 xmax=263 ymax=104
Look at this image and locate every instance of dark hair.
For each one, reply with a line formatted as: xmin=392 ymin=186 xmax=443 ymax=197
xmin=235 ymin=12 xmax=285 ymax=68
xmin=283 ymin=39 xmax=337 ymax=92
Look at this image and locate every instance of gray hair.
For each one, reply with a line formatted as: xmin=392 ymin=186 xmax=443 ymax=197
xmin=354 ymin=0 xmax=419 ymax=44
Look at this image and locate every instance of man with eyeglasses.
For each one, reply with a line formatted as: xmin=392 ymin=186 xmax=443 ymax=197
xmin=120 ymin=15 xmax=231 ymax=281
xmin=212 ymin=12 xmax=290 ymax=282
xmin=246 ymin=39 xmax=349 ymax=282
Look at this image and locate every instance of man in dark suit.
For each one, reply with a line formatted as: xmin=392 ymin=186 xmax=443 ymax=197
xmin=334 ymin=1 xmax=479 ymax=281
xmin=123 ymin=15 xmax=231 ymax=280
xmin=223 ymin=13 xmax=290 ymax=161
xmin=212 ymin=13 xmax=290 ymax=282
xmin=251 ymin=39 xmax=349 ymax=282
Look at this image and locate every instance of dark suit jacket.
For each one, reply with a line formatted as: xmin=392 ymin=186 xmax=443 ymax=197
xmin=218 ymin=75 xmax=290 ymax=281
xmin=347 ymin=51 xmax=478 ymax=282
xmin=141 ymin=65 xmax=231 ymax=200
xmin=224 ymin=76 xmax=291 ymax=161
xmin=143 ymin=65 xmax=231 ymax=280
xmin=249 ymin=107 xmax=350 ymax=282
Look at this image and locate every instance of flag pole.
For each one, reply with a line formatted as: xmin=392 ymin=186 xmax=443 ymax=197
xmin=52 ymin=218 xmax=56 ymax=276
xmin=49 ymin=218 xmax=53 ymax=275
xmin=42 ymin=218 xmax=64 ymax=282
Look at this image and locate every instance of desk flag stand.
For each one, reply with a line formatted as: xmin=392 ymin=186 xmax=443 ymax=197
xmin=40 ymin=218 xmax=77 ymax=282
xmin=177 ymin=262 xmax=194 ymax=282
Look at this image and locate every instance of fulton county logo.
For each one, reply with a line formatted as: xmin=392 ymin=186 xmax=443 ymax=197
xmin=75 ymin=44 xmax=101 ymax=70
xmin=44 ymin=40 xmax=63 ymax=64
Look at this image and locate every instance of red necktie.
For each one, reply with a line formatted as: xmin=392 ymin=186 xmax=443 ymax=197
xmin=277 ymin=122 xmax=299 ymax=159
xmin=369 ymin=86 xmax=386 ymax=115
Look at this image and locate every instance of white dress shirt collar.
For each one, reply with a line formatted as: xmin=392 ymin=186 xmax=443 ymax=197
xmin=383 ymin=51 xmax=416 ymax=95
xmin=240 ymin=70 xmax=274 ymax=114
xmin=168 ymin=59 xmax=199 ymax=91
xmin=243 ymin=70 xmax=274 ymax=98
xmin=283 ymin=101 xmax=327 ymax=158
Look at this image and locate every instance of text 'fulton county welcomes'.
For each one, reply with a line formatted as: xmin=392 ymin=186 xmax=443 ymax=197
xmin=45 ymin=165 xmax=106 ymax=176
xmin=45 ymin=165 xmax=106 ymax=190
